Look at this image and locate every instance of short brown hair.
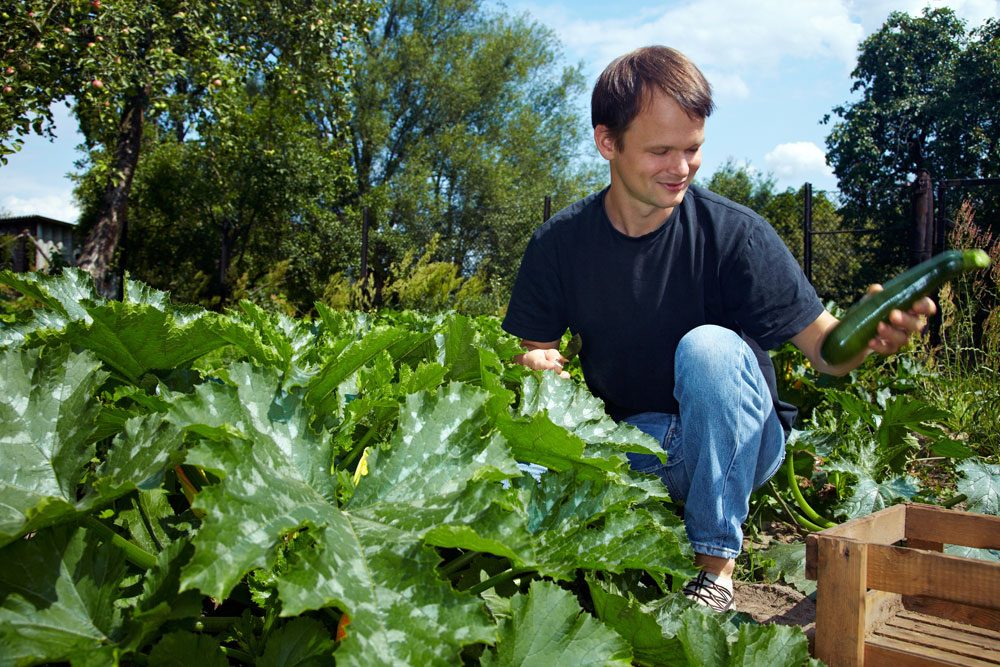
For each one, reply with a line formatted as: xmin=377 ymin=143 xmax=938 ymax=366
xmin=592 ymin=46 xmax=714 ymax=149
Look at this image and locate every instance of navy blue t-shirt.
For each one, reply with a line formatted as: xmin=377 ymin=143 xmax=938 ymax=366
xmin=502 ymin=185 xmax=824 ymax=432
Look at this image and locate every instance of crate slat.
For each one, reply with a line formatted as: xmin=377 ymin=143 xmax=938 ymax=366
xmin=866 ymin=635 xmax=1000 ymax=667
xmin=867 ymin=543 xmax=1000 ymax=610
xmin=906 ymin=504 xmax=1000 ymax=551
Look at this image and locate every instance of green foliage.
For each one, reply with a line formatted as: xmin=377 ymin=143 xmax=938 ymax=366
xmin=338 ymin=0 xmax=602 ymax=296
xmin=0 ymin=269 xmax=815 ymax=665
xmin=825 ymin=9 xmax=1000 ymax=234
xmin=322 ymin=235 xmax=507 ymax=316
xmin=113 ymin=82 xmax=356 ymax=309
xmin=0 ymin=0 xmax=376 ymax=160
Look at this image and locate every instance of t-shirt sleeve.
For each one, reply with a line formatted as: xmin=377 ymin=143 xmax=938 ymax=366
xmin=501 ymin=230 xmax=568 ymax=343
xmin=722 ymin=220 xmax=824 ymax=350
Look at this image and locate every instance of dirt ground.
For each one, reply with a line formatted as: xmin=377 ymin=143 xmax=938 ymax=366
xmin=734 ymin=580 xmax=816 ymax=650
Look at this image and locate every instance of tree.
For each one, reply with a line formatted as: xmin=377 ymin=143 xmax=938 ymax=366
xmin=88 ymin=83 xmax=357 ymax=309
xmin=825 ymin=8 xmax=1000 ymax=236
xmin=314 ymin=0 xmax=601 ymax=302
xmin=0 ymin=0 xmax=376 ymax=295
xmin=702 ymin=158 xmax=777 ymax=214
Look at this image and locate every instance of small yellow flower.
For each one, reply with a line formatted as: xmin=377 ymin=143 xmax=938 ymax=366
xmin=352 ymin=448 xmax=371 ymax=486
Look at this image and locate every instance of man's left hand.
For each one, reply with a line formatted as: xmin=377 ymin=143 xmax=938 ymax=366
xmin=864 ymin=284 xmax=937 ymax=356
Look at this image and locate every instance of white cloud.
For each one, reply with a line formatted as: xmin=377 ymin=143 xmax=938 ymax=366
xmin=764 ymin=141 xmax=834 ymax=184
xmin=846 ymin=0 xmax=1000 ymax=33
xmin=1 ymin=192 xmax=80 ymax=223
xmin=517 ymin=0 xmax=865 ymax=92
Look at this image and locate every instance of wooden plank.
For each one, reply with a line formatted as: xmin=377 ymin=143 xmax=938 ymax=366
xmin=885 ymin=616 xmax=1000 ymax=653
xmin=815 ymin=536 xmax=867 ymax=666
xmin=805 ymin=534 xmax=818 ymax=580
xmin=806 ymin=504 xmax=905 ymax=581
xmin=896 ymin=608 xmax=1000 ymax=640
xmin=867 ymin=544 xmax=1000 ymax=611
xmin=905 ymin=538 xmax=943 ymax=552
xmin=906 ymin=504 xmax=1000 ymax=550
xmin=902 ymin=596 xmax=1000 ymax=633
xmin=866 ymin=636 xmax=1000 ymax=667
xmin=880 ymin=623 xmax=1000 ymax=659
xmin=823 ymin=503 xmax=907 ymax=542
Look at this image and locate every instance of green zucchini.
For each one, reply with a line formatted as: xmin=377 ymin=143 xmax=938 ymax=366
xmin=820 ymin=248 xmax=991 ymax=365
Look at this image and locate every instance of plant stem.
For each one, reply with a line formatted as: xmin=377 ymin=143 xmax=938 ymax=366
xmin=83 ymin=516 xmax=158 ymax=570
xmin=769 ymin=481 xmax=827 ymax=532
xmin=342 ymin=427 xmax=378 ymax=470
xmin=440 ymin=550 xmax=481 ymax=577
xmin=941 ymin=493 xmax=967 ymax=509
xmin=220 ymin=646 xmax=256 ymax=664
xmin=175 ymin=465 xmax=199 ymax=502
xmin=784 ymin=452 xmax=837 ymax=529
xmin=465 ymin=567 xmax=534 ymax=596
xmin=134 ymin=491 xmax=163 ymax=552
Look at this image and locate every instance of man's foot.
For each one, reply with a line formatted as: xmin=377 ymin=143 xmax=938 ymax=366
xmin=683 ymin=570 xmax=734 ymax=612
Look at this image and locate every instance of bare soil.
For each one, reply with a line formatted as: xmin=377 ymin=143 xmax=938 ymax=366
xmin=734 ymin=580 xmax=816 ymax=651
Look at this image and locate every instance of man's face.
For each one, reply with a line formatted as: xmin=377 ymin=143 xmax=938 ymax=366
xmin=596 ymin=90 xmax=705 ymax=216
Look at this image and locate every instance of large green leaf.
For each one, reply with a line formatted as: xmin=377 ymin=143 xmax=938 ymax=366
xmin=258 ymin=617 xmax=335 ymax=667
xmin=277 ymin=516 xmax=493 ymax=667
xmin=482 ymin=580 xmax=633 ymax=667
xmin=304 ymin=325 xmax=432 ymax=416
xmin=0 ymin=346 xmax=105 ymax=546
xmin=147 ymin=631 xmax=229 ymax=667
xmin=588 ymin=577 xmax=813 ymax=667
xmin=957 ymin=459 xmax=1000 ymax=516
xmin=173 ymin=373 xmax=498 ymax=665
xmin=828 ymin=464 xmax=920 ymax=520
xmin=0 ymin=346 xmax=187 ymax=548
xmin=425 ymin=474 xmax=695 ymax=582
xmin=496 ymin=374 xmax=664 ymax=480
xmin=0 ymin=525 xmax=126 ymax=666
xmin=0 ymin=268 xmax=97 ymax=324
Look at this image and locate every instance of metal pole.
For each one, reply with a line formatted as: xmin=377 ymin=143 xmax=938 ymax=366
xmin=360 ymin=207 xmax=370 ymax=281
xmin=543 ymin=195 xmax=552 ymax=222
xmin=803 ymin=183 xmax=813 ymax=284
xmin=934 ymin=182 xmax=947 ymax=254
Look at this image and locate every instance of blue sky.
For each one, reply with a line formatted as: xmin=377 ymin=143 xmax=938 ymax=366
xmin=1 ymin=0 xmax=998 ymax=222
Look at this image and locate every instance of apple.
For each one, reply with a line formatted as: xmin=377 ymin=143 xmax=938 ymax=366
xmin=5 ymin=67 xmax=14 ymax=75
xmin=212 ymin=78 xmax=222 ymax=86
xmin=91 ymin=78 xmax=104 ymax=88
xmin=2 ymin=85 xmax=12 ymax=95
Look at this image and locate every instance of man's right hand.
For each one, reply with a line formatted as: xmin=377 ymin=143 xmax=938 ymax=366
xmin=513 ymin=341 xmax=570 ymax=379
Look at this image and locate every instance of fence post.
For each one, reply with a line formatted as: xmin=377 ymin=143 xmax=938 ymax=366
xmin=803 ymin=183 xmax=813 ymax=284
xmin=543 ymin=195 xmax=551 ymax=222
xmin=934 ymin=181 xmax=948 ymax=254
xmin=910 ymin=169 xmax=934 ymax=266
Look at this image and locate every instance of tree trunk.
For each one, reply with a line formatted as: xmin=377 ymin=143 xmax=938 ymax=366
xmin=76 ymin=87 xmax=148 ymax=298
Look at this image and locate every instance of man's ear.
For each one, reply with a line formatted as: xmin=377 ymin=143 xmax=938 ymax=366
xmin=594 ymin=125 xmax=618 ymax=161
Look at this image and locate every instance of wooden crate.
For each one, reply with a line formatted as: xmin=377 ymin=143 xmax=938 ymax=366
xmin=805 ymin=503 xmax=1000 ymax=666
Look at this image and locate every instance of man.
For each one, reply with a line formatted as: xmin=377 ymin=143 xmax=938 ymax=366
xmin=501 ymin=46 xmax=934 ymax=612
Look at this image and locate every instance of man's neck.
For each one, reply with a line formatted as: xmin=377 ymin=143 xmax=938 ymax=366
xmin=603 ymin=188 xmax=674 ymax=237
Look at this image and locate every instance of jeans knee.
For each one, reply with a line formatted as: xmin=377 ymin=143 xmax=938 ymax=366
xmin=675 ymin=325 xmax=744 ymax=377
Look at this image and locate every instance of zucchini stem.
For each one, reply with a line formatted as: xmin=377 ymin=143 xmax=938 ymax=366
xmin=784 ymin=453 xmax=837 ymax=529
xmin=465 ymin=567 xmax=534 ymax=596
xmin=83 ymin=516 xmax=158 ymax=570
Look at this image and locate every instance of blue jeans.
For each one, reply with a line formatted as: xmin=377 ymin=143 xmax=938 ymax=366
xmin=624 ymin=325 xmax=786 ymax=560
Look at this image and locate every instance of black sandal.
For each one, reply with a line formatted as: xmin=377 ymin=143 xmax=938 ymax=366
xmin=683 ymin=571 xmax=735 ymax=612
